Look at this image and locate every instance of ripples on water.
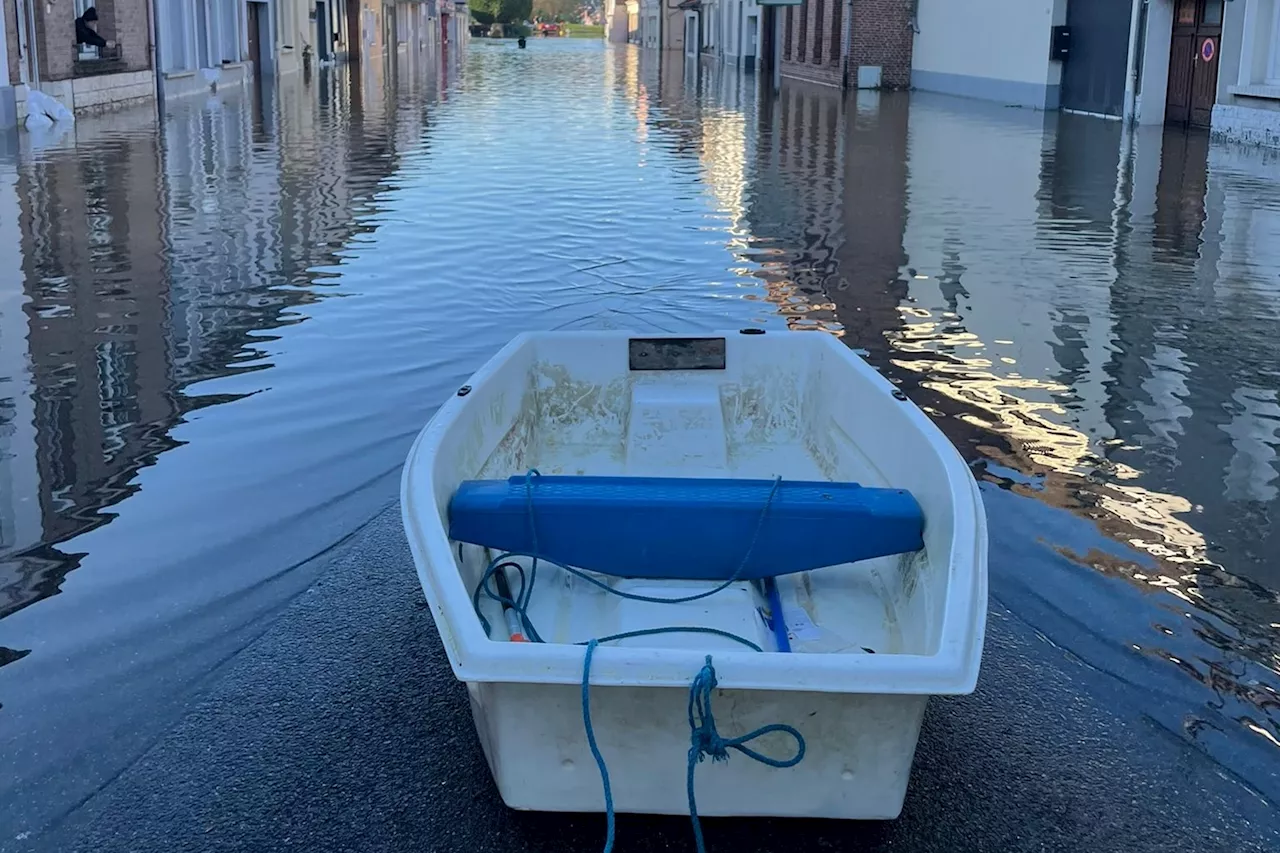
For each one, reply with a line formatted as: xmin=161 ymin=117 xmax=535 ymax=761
xmin=0 ymin=40 xmax=1277 ymax=830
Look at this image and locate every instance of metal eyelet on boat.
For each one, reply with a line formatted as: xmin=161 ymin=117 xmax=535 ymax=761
xmin=892 ymin=389 xmax=908 ymax=401
xmin=457 ymin=385 xmax=472 ymax=397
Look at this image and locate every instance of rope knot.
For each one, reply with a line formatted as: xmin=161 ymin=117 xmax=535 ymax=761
xmin=688 ymin=656 xmax=731 ymax=764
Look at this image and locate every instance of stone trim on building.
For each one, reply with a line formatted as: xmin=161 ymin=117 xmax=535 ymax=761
xmin=1212 ymin=101 xmax=1280 ymax=148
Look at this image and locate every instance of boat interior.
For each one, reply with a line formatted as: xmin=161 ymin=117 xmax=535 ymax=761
xmin=433 ymin=334 xmax=962 ymax=658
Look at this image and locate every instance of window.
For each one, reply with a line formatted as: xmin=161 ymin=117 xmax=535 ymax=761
xmin=813 ymin=0 xmax=824 ymax=64
xmin=783 ymin=7 xmax=793 ymax=61
xmin=75 ymin=0 xmax=100 ymax=58
xmin=830 ymin=0 xmax=842 ymax=65
xmin=1202 ymin=0 xmax=1224 ymax=27
xmin=797 ymin=0 xmax=807 ymax=62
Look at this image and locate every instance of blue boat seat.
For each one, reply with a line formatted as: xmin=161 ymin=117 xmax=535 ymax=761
xmin=448 ymin=475 xmax=924 ymax=581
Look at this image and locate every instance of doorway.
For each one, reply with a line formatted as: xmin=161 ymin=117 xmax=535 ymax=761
xmin=1059 ymin=0 xmax=1134 ymax=117
xmin=745 ymin=14 xmax=757 ymax=72
xmin=1166 ymin=0 xmax=1224 ymax=127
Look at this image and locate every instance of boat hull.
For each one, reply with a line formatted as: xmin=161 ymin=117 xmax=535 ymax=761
xmin=401 ymin=330 xmax=988 ymax=820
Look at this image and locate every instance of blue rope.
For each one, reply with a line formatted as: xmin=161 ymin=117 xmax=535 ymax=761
xmin=581 ymin=644 xmax=806 ymax=853
xmin=685 ymin=655 xmax=804 ymax=853
xmin=470 ymin=470 xmax=804 ymax=852
xmin=582 ymin=640 xmax=615 ymax=853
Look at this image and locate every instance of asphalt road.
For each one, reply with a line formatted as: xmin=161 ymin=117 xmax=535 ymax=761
xmin=27 ymin=504 xmax=1280 ymax=853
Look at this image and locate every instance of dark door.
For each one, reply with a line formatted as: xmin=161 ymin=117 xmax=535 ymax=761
xmin=1166 ymin=0 xmax=1223 ymax=127
xmin=1060 ymin=0 xmax=1134 ymax=117
xmin=317 ymin=2 xmax=331 ymax=60
xmin=247 ymin=2 xmax=263 ymax=74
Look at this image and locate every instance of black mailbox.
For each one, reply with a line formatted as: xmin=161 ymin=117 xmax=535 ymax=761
xmin=1051 ymin=25 xmax=1071 ymax=61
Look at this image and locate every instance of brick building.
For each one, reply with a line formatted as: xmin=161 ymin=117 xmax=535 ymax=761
xmin=3 ymin=0 xmax=156 ymax=125
xmin=780 ymin=0 xmax=914 ymax=89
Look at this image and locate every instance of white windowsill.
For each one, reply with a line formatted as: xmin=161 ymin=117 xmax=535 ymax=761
xmin=164 ymin=70 xmax=197 ymax=80
xmin=1228 ymin=83 xmax=1280 ymax=101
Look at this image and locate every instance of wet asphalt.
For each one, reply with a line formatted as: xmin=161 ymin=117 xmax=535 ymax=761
xmin=21 ymin=503 xmax=1275 ymax=853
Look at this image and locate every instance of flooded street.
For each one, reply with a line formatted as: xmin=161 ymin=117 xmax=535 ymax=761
xmin=2 ymin=39 xmax=1279 ymax=845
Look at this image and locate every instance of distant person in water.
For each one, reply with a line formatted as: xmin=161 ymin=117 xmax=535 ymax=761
xmin=75 ymin=6 xmax=113 ymax=50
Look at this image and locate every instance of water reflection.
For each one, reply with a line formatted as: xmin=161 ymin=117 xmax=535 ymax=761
xmin=0 ymin=39 xmax=1278 ymax=832
xmin=0 ymin=72 xmax=413 ymax=621
xmin=733 ymin=78 xmax=1280 ymax=781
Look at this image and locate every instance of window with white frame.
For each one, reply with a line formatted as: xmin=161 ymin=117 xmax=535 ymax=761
xmin=1237 ymin=0 xmax=1280 ymax=88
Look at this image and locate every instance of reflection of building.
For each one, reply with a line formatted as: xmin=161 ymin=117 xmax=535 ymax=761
xmin=884 ymin=94 xmax=1280 ymax=744
xmin=830 ymin=91 xmax=911 ymax=352
xmin=3 ymin=0 xmax=157 ymax=125
xmin=740 ymin=78 xmax=844 ymax=329
xmin=0 ymin=154 xmax=43 ymax=591
xmin=11 ymin=106 xmax=174 ymax=583
xmin=0 ymin=60 xmax=435 ymax=620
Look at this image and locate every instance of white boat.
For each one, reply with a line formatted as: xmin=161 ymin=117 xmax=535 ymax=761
xmin=401 ymin=330 xmax=987 ymax=822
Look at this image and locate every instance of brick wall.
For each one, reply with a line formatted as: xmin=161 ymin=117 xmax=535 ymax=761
xmin=110 ymin=0 xmax=155 ymax=73
xmin=35 ymin=1 xmax=74 ymax=81
xmin=851 ymin=0 xmax=913 ymax=88
xmin=781 ymin=0 xmax=914 ymax=90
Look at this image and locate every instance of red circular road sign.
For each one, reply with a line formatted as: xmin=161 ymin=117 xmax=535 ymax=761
xmin=1200 ymin=38 xmax=1216 ymax=63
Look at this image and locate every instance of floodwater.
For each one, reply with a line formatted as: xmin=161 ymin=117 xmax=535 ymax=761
xmin=1 ymin=39 xmax=1278 ymax=837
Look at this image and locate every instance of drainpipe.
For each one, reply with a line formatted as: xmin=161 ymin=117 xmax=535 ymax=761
xmin=149 ymin=0 xmax=163 ymax=108
xmin=1121 ymin=0 xmax=1143 ymax=124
